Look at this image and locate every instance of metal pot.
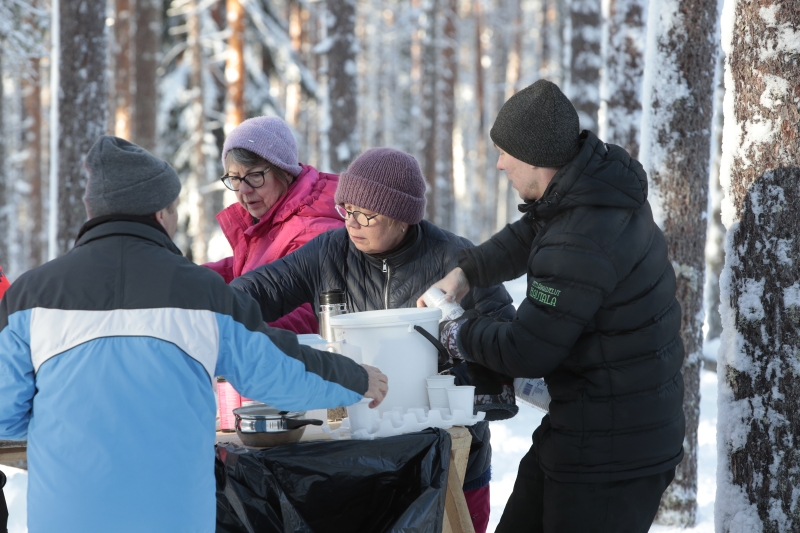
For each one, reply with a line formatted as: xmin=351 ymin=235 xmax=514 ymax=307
xmin=233 ymin=404 xmax=323 ymax=448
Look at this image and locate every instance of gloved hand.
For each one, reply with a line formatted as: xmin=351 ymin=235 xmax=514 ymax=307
xmin=438 ymin=309 xmax=479 ymax=364
xmin=450 ymin=362 xmax=519 ymax=421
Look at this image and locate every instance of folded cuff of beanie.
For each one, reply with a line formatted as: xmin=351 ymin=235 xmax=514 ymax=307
xmin=336 ymin=173 xmax=426 ymax=225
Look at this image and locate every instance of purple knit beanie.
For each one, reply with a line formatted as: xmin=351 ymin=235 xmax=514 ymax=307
xmin=334 ymin=148 xmax=427 ymax=225
xmin=222 ymin=116 xmax=303 ymax=177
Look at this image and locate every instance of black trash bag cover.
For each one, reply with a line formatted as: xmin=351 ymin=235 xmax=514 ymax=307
xmin=216 ymin=428 xmax=451 ymax=533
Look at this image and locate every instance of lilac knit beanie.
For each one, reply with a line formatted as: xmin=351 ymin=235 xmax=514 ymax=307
xmin=222 ymin=116 xmax=303 ymax=177
xmin=334 ymin=148 xmax=427 ymax=225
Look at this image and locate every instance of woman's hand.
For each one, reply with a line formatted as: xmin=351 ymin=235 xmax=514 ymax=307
xmin=416 ymin=267 xmax=471 ymax=307
xmin=361 ymin=364 xmax=389 ymax=408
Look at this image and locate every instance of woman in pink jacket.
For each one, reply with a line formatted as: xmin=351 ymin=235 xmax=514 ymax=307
xmin=204 ymin=116 xmax=343 ymax=333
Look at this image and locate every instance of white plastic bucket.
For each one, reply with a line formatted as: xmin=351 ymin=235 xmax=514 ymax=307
xmin=330 ymin=308 xmax=441 ymax=414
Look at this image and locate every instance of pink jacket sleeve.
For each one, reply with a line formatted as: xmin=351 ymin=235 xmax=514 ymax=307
xmin=267 ymin=302 xmax=319 ymax=334
xmin=202 ymin=257 xmax=235 ymax=284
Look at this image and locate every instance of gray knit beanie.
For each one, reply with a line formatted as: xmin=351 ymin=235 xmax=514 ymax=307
xmin=334 ymin=148 xmax=427 ymax=225
xmin=83 ymin=136 xmax=182 ymax=218
xmin=490 ymin=79 xmax=581 ymax=168
xmin=222 ymin=116 xmax=303 ymax=177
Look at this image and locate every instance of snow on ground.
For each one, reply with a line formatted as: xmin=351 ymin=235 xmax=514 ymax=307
xmin=488 ymin=277 xmax=719 ymax=532
xmin=2 ymin=277 xmax=719 ymax=532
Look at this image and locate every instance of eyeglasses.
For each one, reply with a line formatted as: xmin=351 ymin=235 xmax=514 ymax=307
xmin=335 ymin=205 xmax=380 ymax=226
xmin=220 ymin=168 xmax=271 ymax=191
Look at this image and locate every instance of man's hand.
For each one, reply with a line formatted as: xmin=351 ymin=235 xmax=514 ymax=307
xmin=361 ymin=364 xmax=388 ymax=408
xmin=416 ymin=267 xmax=471 ymax=308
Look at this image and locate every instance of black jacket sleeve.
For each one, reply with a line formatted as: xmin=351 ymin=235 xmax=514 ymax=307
xmin=458 ymin=218 xmax=538 ymax=289
xmin=230 ymin=234 xmax=325 ymax=322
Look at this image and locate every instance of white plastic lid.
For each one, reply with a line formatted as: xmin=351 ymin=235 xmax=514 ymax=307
xmin=328 ymin=307 xmax=441 ymax=327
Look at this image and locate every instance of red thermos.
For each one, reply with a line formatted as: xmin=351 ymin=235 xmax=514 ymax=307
xmin=0 ymin=267 xmax=10 ymax=300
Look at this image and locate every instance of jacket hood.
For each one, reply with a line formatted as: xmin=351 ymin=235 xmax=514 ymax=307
xmin=522 ymin=131 xmax=648 ymax=220
xmin=217 ymin=164 xmax=341 ymax=241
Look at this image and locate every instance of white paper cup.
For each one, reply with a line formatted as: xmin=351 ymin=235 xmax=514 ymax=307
xmin=426 ymin=375 xmax=456 ymax=389
xmin=446 ymin=386 xmax=475 ymax=415
xmin=347 ymin=398 xmax=375 ymax=432
xmin=427 ymin=387 xmax=450 ymax=410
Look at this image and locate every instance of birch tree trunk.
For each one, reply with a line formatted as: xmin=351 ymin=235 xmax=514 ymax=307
xmin=566 ymin=0 xmax=601 ymax=132
xmin=57 ymin=0 xmax=108 ymax=254
xmin=638 ymin=0 xmax=721 ymax=526
xmin=22 ymin=58 xmax=44 ymax=268
xmin=325 ymin=0 xmax=358 ymax=172
xmin=598 ymin=0 xmax=647 ymax=158
xmin=133 ymin=0 xmax=160 ymax=153
xmin=114 ymin=0 xmax=133 ymax=139
xmin=716 ymin=3 xmax=800 ymax=531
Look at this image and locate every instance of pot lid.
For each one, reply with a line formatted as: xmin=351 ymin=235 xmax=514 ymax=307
xmin=233 ymin=403 xmax=306 ymax=420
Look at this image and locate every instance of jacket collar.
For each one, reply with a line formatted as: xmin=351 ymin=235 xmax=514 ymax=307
xmin=519 ymin=130 xmax=648 ymax=222
xmin=354 ymin=221 xmax=425 ymax=270
xmin=75 ymin=216 xmax=183 ymax=255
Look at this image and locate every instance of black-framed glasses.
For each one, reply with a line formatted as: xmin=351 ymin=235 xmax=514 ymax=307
xmin=335 ymin=204 xmax=380 ymax=226
xmin=220 ymin=168 xmax=271 ymax=191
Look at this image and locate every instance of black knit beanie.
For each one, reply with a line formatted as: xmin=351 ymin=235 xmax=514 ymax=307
xmin=490 ymin=79 xmax=581 ymax=168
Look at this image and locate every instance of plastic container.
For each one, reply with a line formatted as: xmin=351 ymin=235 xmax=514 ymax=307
xmin=297 ymin=334 xmax=363 ymax=364
xmin=330 ymin=308 xmax=441 ymax=414
xmin=421 ymin=287 xmax=465 ymax=322
xmin=514 ymin=377 xmax=551 ymax=412
xmin=446 ymin=385 xmax=476 ymax=415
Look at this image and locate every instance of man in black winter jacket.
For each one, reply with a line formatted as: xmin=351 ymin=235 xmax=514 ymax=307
xmin=421 ymin=80 xmax=685 ymax=533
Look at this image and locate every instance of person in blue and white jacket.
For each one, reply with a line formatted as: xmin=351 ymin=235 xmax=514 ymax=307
xmin=0 ymin=136 xmax=388 ymax=533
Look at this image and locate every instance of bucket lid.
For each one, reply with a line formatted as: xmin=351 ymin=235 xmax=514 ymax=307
xmin=328 ymin=307 xmax=441 ymax=327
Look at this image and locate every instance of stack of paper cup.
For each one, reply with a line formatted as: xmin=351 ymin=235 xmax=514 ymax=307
xmin=426 ymin=375 xmax=456 ymax=410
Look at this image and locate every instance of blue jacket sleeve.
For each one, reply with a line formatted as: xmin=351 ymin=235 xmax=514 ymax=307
xmin=0 ymin=306 xmax=35 ymax=440
xmin=213 ymin=290 xmax=367 ymax=411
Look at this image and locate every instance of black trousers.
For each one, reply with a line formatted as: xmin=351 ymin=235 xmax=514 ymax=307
xmin=496 ymin=445 xmax=675 ymax=533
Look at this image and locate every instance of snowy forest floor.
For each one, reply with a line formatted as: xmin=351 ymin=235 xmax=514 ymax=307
xmin=2 ymin=277 xmax=720 ymax=532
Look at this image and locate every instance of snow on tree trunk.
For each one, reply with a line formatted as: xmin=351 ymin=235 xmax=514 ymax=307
xmin=598 ymin=0 xmax=647 ymax=158
xmin=225 ymin=0 xmax=245 ymax=132
xmin=133 ymin=0 xmax=160 ymax=153
xmin=566 ymin=0 xmax=601 ymax=132
xmin=325 ymin=0 xmax=358 ymax=172
xmin=114 ymin=0 xmax=133 ymax=139
xmin=705 ymin=49 xmax=726 ymax=342
xmin=639 ymin=0 xmax=721 ymax=526
xmin=716 ymin=2 xmax=800 ymax=532
xmin=57 ymin=0 xmax=108 ymax=255
xmin=22 ymin=57 xmax=44 ymax=268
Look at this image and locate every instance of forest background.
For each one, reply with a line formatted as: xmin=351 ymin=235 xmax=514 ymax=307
xmin=0 ymin=0 xmax=798 ymax=532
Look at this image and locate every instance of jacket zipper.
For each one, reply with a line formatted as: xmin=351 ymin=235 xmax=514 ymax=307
xmin=383 ymin=259 xmax=390 ymax=309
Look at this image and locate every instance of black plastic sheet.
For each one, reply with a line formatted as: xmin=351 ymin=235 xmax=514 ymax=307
xmin=215 ymin=428 xmax=451 ymax=533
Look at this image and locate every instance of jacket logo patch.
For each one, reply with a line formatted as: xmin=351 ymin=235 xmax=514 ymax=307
xmin=529 ymin=281 xmax=560 ymax=307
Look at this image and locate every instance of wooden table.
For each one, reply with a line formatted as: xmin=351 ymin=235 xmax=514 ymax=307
xmin=216 ymin=426 xmax=476 ymax=533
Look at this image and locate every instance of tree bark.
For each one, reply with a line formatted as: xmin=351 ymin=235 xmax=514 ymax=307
xmin=133 ymin=0 xmax=161 ymax=153
xmin=187 ymin=0 xmax=209 ymax=263
xmin=58 ymin=0 xmax=108 ymax=254
xmin=114 ymin=0 xmax=134 ymax=140
xmin=598 ymin=0 xmax=647 ymax=158
xmin=22 ymin=58 xmax=44 ymax=268
xmin=225 ymin=0 xmax=246 ymax=133
xmin=0 ymin=45 xmax=6 ymax=271
xmin=638 ymin=0 xmax=720 ymax=526
xmin=325 ymin=0 xmax=358 ymax=172
xmin=717 ymin=2 xmax=800 ymax=532
xmin=566 ymin=0 xmax=601 ymax=132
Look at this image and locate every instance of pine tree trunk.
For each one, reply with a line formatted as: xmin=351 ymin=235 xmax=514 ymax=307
xmin=325 ymin=0 xmax=358 ymax=172
xmin=567 ymin=0 xmax=601 ymax=132
xmin=420 ymin=0 xmax=439 ymax=224
xmin=436 ymin=0 xmax=457 ymax=231
xmin=225 ymin=0 xmax=246 ymax=132
xmin=598 ymin=0 xmax=647 ymax=158
xmin=114 ymin=0 xmax=134 ymax=139
xmin=638 ymin=0 xmax=720 ymax=526
xmin=133 ymin=0 xmax=161 ymax=153
xmin=187 ymin=0 xmax=209 ymax=263
xmin=58 ymin=0 xmax=108 ymax=254
xmin=717 ymin=3 xmax=800 ymax=532
xmin=22 ymin=58 xmax=44 ymax=268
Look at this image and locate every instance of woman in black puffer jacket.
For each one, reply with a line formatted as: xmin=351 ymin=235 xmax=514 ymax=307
xmin=231 ymin=148 xmax=516 ymax=533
